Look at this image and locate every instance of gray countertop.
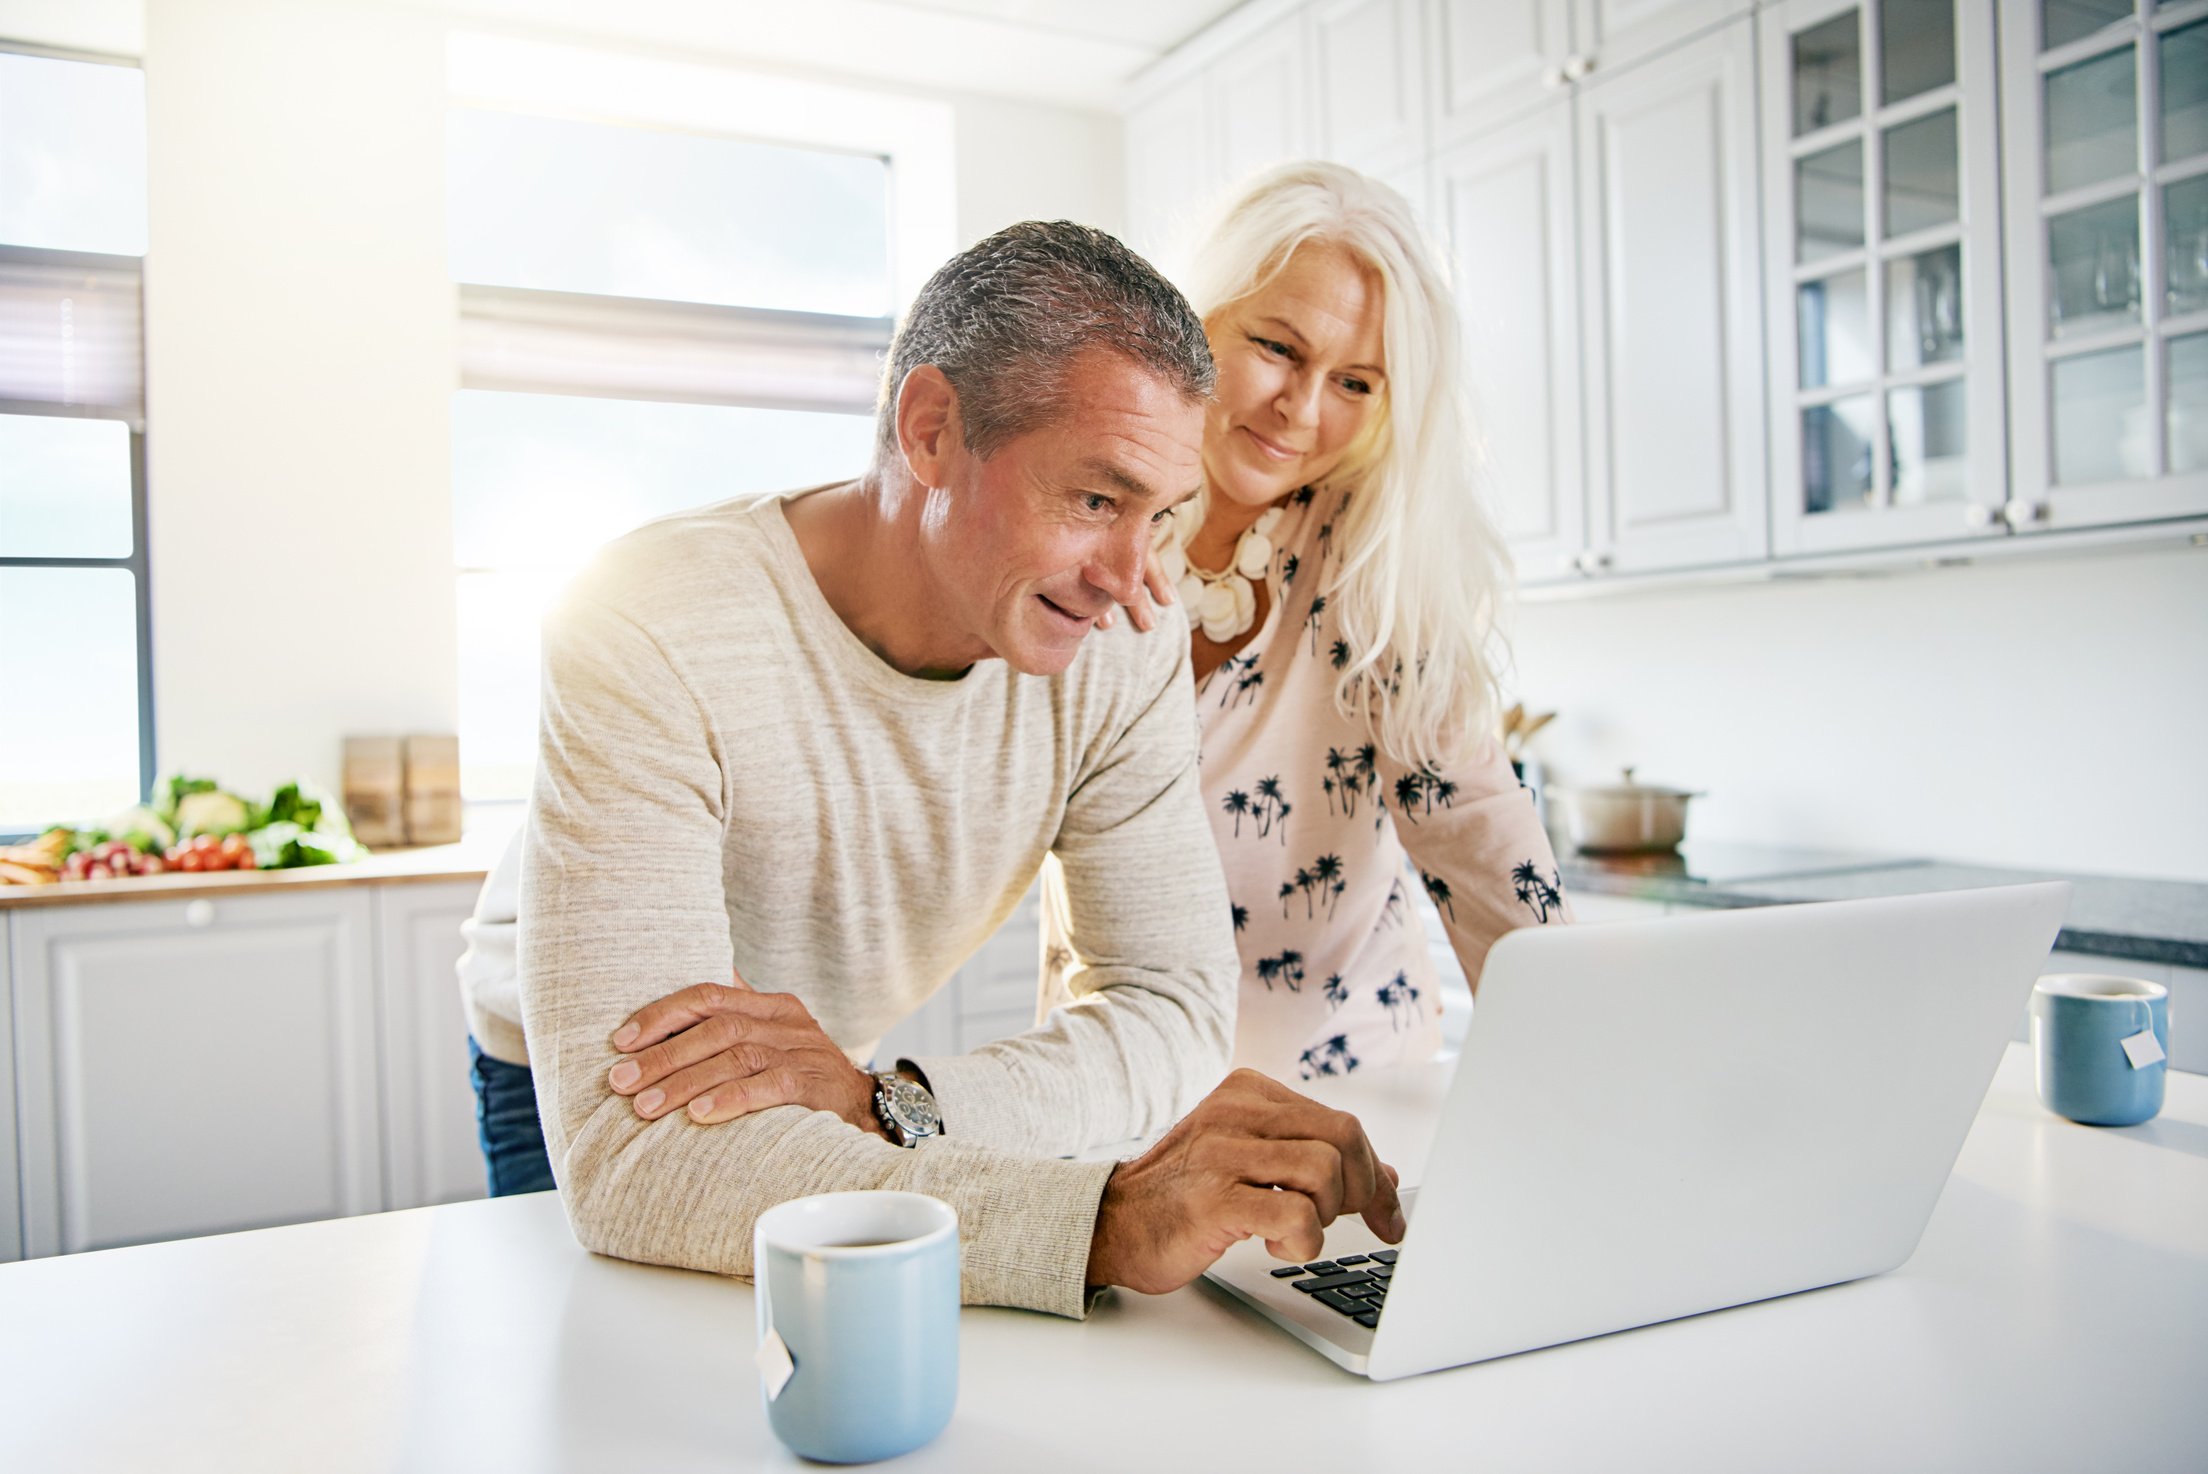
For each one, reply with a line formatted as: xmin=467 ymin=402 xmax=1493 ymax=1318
xmin=1557 ymin=841 xmax=2208 ymax=969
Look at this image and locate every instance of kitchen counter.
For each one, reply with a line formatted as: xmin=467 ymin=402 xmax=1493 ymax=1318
xmin=1560 ymin=840 xmax=2208 ymax=968
xmin=2 ymin=1043 xmax=2201 ymax=1472
xmin=0 ymin=836 xmax=499 ymax=910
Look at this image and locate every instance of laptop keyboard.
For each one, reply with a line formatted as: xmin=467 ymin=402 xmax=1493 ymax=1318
xmin=1266 ymin=1250 xmax=1397 ymax=1329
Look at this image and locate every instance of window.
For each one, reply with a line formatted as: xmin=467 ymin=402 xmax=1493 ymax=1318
xmin=0 ymin=44 xmax=151 ymax=836
xmin=447 ymin=89 xmax=902 ymax=801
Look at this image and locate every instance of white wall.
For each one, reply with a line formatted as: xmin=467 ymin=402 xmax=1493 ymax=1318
xmin=143 ymin=0 xmax=458 ymax=803
xmin=6 ymin=0 xmax=1124 ymax=807
xmin=1509 ymin=542 xmax=2208 ymax=882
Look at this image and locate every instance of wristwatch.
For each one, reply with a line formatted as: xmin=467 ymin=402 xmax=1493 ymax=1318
xmin=870 ymin=1071 xmax=942 ymax=1148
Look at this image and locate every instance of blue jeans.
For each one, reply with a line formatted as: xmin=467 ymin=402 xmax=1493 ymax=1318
xmin=469 ymin=1037 xmax=557 ymax=1196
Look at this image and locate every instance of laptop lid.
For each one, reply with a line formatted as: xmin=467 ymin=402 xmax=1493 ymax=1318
xmin=1362 ymin=882 xmax=2070 ymax=1381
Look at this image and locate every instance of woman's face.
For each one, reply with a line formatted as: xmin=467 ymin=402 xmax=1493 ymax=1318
xmin=1202 ymin=241 xmax=1388 ymax=514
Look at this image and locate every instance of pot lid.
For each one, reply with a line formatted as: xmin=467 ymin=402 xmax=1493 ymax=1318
xmin=1563 ymin=766 xmax=1701 ymax=800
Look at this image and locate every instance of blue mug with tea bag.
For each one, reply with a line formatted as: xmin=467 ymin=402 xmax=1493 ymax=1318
xmin=753 ymin=1191 xmax=959 ymax=1463
xmin=2030 ymin=974 xmax=2169 ymax=1127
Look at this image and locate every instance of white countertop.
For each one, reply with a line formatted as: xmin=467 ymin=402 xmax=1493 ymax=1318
xmin=3 ymin=1044 xmax=2203 ymax=1472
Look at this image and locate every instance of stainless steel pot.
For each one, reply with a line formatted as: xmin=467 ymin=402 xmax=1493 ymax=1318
xmin=1550 ymin=767 xmax=1702 ymax=853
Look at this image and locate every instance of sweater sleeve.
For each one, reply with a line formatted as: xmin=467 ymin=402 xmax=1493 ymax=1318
xmin=910 ymin=612 xmax=1240 ymax=1157
xmin=1376 ymin=734 xmax=1573 ymax=992
xmin=519 ymin=592 xmax=1112 ymax=1319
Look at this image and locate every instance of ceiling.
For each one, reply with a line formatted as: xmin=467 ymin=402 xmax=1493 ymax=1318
xmin=393 ymin=0 xmax=1251 ymax=109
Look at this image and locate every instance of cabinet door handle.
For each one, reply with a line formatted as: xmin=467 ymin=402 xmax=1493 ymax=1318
xmin=185 ymin=899 xmax=215 ymax=928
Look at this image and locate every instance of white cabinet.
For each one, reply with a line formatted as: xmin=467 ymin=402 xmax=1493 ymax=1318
xmin=1437 ymin=101 xmax=1587 ymax=581
xmin=1125 ymin=70 xmax=1218 ymax=283
xmin=0 ymin=916 xmax=20 ymax=1261
xmin=1438 ymin=10 xmax=1763 ymax=583
xmin=1311 ymin=0 xmax=1429 ymax=174
xmin=1579 ymin=14 xmax=1768 ymax=572
xmin=1573 ymin=0 xmax=1755 ymax=78
xmin=1997 ymin=2 xmax=2208 ymax=532
xmin=374 ymin=881 xmax=490 ymax=1211
xmin=10 ymin=890 xmax=385 ymax=1257
xmin=1214 ymin=20 xmax=1315 ymax=192
xmin=1431 ymin=0 xmax=1575 ymax=145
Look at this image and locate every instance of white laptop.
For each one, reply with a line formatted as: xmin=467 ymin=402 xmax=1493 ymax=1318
xmin=1202 ymin=882 xmax=2071 ymax=1382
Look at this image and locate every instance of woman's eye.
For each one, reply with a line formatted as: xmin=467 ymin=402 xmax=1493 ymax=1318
xmin=1255 ymin=336 xmax=1292 ymax=358
xmin=1341 ymin=376 xmax=1372 ymax=396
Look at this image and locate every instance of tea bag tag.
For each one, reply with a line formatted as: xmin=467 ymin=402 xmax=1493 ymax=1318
xmin=756 ymin=1326 xmax=796 ymax=1401
xmin=2121 ymin=1030 xmax=2165 ymax=1069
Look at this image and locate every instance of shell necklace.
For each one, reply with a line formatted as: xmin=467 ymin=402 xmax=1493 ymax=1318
xmin=1156 ymin=503 xmax=1285 ymax=643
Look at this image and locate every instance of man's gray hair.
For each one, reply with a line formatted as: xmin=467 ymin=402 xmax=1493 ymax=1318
xmin=876 ymin=220 xmax=1215 ymax=460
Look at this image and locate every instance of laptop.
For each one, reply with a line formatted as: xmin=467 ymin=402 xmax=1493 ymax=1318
xmin=1202 ymin=882 xmax=2071 ymax=1381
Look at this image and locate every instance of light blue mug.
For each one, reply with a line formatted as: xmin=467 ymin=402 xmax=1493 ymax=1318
xmin=753 ymin=1191 xmax=959 ymax=1464
xmin=2030 ymin=974 xmax=2170 ymax=1127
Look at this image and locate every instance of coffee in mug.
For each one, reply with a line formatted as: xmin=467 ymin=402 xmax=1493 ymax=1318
xmin=2030 ymin=974 xmax=2169 ymax=1127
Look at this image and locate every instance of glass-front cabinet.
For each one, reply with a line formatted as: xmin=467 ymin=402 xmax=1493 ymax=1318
xmin=1999 ymin=0 xmax=2208 ymax=529
xmin=1762 ymin=0 xmax=2009 ymax=555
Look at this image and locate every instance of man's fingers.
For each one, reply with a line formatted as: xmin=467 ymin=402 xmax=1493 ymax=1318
xmin=1224 ymin=1184 xmax=1326 ymax=1266
xmin=610 ymin=1010 xmax=773 ymax=1096
xmin=1218 ymin=1136 xmax=1346 ymax=1227
xmin=687 ymin=1064 xmax=810 ymax=1125
xmin=624 ymin=1042 xmax=774 ymax=1119
xmin=611 ymin=977 xmax=769 ymax=1054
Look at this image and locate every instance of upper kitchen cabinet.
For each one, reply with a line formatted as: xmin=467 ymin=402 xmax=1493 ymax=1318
xmin=1310 ymin=0 xmax=1430 ymax=174
xmin=0 ymin=921 xmax=19 ymax=1261
xmin=1762 ymin=0 xmax=2011 ymax=556
xmin=1438 ymin=102 xmax=1588 ymax=580
xmin=1430 ymin=0 xmax=1576 ymax=145
xmin=1572 ymin=0 xmax=1758 ymax=79
xmin=1998 ymin=0 xmax=2208 ymax=531
xmin=1578 ymin=15 xmax=1768 ymax=571
xmin=1125 ymin=70 xmax=1219 ymax=283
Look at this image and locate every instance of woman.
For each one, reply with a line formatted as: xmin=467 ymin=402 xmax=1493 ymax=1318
xmin=1066 ymin=160 xmax=1570 ymax=1081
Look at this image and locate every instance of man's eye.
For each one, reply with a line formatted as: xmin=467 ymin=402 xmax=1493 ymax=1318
xmin=1151 ymin=507 xmax=1173 ymax=524
xmin=1085 ymin=494 xmax=1113 ymax=513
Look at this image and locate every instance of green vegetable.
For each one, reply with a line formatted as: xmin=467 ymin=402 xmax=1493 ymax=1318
xmin=154 ymin=774 xmax=219 ymax=825
xmin=247 ymin=822 xmax=367 ymax=870
xmin=174 ymin=789 xmax=253 ymax=838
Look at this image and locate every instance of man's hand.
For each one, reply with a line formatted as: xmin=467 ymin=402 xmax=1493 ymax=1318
xmin=606 ymin=977 xmax=885 ymax=1138
xmin=1084 ymin=1069 xmax=1405 ymax=1295
xmin=1095 ymin=537 xmax=1176 ymax=634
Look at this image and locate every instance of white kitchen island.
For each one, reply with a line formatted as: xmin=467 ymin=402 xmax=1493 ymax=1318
xmin=2 ymin=1044 xmax=2202 ymax=1473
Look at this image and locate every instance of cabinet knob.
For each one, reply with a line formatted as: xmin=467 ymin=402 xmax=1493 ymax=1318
xmin=2000 ymin=499 xmax=2046 ymax=531
xmin=1562 ymin=53 xmax=1595 ymax=82
xmin=1964 ymin=503 xmax=1997 ymax=529
xmin=184 ymin=899 xmax=215 ymax=928
xmin=1543 ymin=65 xmax=1567 ymax=89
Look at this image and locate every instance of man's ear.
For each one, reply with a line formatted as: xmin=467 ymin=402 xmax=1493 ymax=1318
xmin=895 ymin=365 xmax=965 ymax=488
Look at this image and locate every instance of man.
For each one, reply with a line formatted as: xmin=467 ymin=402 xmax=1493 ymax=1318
xmin=507 ymin=221 xmax=1401 ymax=1316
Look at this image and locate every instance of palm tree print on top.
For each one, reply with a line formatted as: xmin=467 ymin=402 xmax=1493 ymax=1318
xmin=1256 ymin=949 xmax=1306 ymax=991
xmin=1280 ymin=552 xmax=1300 ymax=586
xmin=1230 ymin=902 xmax=1249 ymax=933
xmin=1387 ymin=769 xmax=1462 ymax=824
xmin=1289 ymin=852 xmax=1344 ymax=919
xmin=1206 ymin=652 xmax=1259 ymax=709
xmin=1375 ymin=971 xmax=1423 ymax=1031
xmin=1323 ymin=973 xmax=1349 ymax=1010
xmin=1421 ymin=869 xmax=1455 ymax=922
xmin=1298 ymin=1033 xmax=1359 ymax=1079
xmin=1512 ymin=861 xmax=1566 ymax=922
xmin=1305 ymin=596 xmax=1327 ymax=653
xmin=1328 ymin=638 xmax=1350 ymax=670
xmin=1323 ymin=746 xmax=1369 ymax=818
xmin=1249 ymin=775 xmax=1290 ymax=843
xmin=1380 ymin=876 xmax=1409 ymax=928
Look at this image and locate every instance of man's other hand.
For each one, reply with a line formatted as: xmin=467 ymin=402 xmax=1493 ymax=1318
xmin=606 ymin=979 xmax=884 ymax=1138
xmin=1084 ymin=1069 xmax=1405 ymax=1295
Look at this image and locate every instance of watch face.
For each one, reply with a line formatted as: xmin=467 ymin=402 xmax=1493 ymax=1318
xmin=884 ymin=1079 xmax=941 ymax=1135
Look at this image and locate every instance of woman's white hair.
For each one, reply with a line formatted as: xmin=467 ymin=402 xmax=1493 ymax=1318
xmin=1175 ymin=160 xmax=1512 ymax=772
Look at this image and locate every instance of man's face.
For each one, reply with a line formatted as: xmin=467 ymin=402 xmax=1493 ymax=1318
xmin=918 ymin=349 xmax=1206 ymax=677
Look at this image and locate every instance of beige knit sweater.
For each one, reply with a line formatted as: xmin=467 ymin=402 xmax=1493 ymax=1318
xmin=518 ymin=491 xmax=1238 ymax=1318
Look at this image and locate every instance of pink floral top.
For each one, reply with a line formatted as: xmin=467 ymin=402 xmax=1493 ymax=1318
xmin=1084 ymin=483 xmax=1571 ymax=1082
